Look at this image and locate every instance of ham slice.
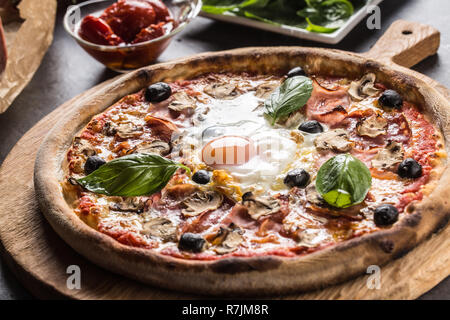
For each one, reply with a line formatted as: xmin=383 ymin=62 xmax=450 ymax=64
xmin=0 ymin=17 xmax=6 ymax=74
xmin=305 ymin=80 xmax=350 ymax=127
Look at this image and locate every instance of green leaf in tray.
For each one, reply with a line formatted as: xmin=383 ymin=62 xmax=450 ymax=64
xmin=316 ymin=154 xmax=372 ymax=208
xmin=202 ymin=0 xmax=366 ymax=34
xmin=264 ymin=76 xmax=313 ymax=125
xmin=76 ymin=153 xmax=190 ymax=197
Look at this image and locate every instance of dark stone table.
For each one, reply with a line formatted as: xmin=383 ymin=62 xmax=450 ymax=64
xmin=0 ymin=0 xmax=449 ymax=299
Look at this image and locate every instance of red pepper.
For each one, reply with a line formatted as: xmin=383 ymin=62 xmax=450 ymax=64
xmin=79 ymin=15 xmax=123 ymax=46
xmin=132 ymin=21 xmax=165 ymax=43
xmin=100 ymin=0 xmax=156 ymax=43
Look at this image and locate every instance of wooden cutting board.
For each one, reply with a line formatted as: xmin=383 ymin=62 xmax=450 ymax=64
xmin=0 ymin=20 xmax=448 ymax=299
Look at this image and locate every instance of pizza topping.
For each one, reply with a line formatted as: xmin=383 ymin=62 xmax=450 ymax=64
xmin=264 ymin=76 xmax=313 ymax=125
xmin=116 ymin=122 xmax=144 ymax=139
xmin=144 ymin=116 xmax=178 ymax=142
xmin=374 ymin=204 xmax=399 ymax=226
xmin=348 ymin=73 xmax=379 ymax=101
xmin=305 ymin=80 xmax=349 ymax=126
xmin=211 ymin=224 xmax=244 ymax=255
xmin=305 ymin=184 xmax=326 ymax=207
xmin=145 ymin=82 xmax=172 ymax=103
xmin=284 ymin=169 xmax=310 ymax=189
xmin=109 ymin=197 xmax=145 ymax=213
xmin=133 ymin=140 xmax=170 ymax=156
xmin=371 ymin=141 xmax=404 ymax=170
xmin=378 ymin=89 xmax=403 ymax=109
xmin=76 ymin=153 xmax=189 ymax=197
xmin=298 ymin=120 xmax=323 ymax=134
xmin=84 ymin=156 xmax=106 ymax=175
xmin=356 ymin=114 xmax=388 ymax=138
xmin=242 ymin=192 xmax=281 ymax=220
xmin=141 ymin=217 xmax=176 ymax=242
xmin=254 ymin=81 xmax=280 ymax=99
xmin=287 ymin=66 xmax=307 ymax=78
xmin=73 ymin=137 xmax=97 ymax=156
xmin=314 ymin=129 xmax=353 ymax=152
xmin=192 ymin=170 xmax=212 ymax=185
xmin=397 ymin=158 xmax=422 ymax=179
xmin=181 ymin=190 xmax=224 ymax=217
xmin=168 ymin=91 xmax=197 ymax=115
xmin=178 ymin=232 xmax=206 ymax=253
xmin=204 ymin=82 xmax=239 ymax=100
xmin=316 ymin=154 xmax=372 ymax=208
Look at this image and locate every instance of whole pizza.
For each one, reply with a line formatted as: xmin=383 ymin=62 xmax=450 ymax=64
xmin=35 ymin=48 xmax=450 ymax=295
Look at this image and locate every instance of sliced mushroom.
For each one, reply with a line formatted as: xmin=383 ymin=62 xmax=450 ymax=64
xmin=141 ymin=217 xmax=176 ymax=242
xmin=168 ymin=91 xmax=197 ymax=115
xmin=115 ymin=122 xmax=144 ymax=139
xmin=254 ymin=81 xmax=280 ymax=99
xmin=296 ymin=229 xmax=322 ymax=248
xmin=305 ymin=184 xmax=326 ymax=207
xmin=212 ymin=224 xmax=244 ymax=255
xmin=109 ymin=197 xmax=145 ymax=213
xmin=356 ymin=114 xmax=388 ymax=138
xmin=242 ymin=192 xmax=280 ymax=220
xmin=372 ymin=141 xmax=404 ymax=170
xmin=134 ymin=140 xmax=170 ymax=156
xmin=348 ymin=73 xmax=380 ymax=101
xmin=181 ymin=190 xmax=224 ymax=217
xmin=314 ymin=129 xmax=353 ymax=152
xmin=204 ymin=82 xmax=239 ymax=100
xmin=73 ymin=137 xmax=96 ymax=156
xmin=102 ymin=121 xmax=118 ymax=136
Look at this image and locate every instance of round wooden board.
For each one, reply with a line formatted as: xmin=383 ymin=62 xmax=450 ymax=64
xmin=1 ymin=20 xmax=450 ymax=299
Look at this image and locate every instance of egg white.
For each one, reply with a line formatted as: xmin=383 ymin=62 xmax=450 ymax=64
xmin=174 ymin=89 xmax=320 ymax=194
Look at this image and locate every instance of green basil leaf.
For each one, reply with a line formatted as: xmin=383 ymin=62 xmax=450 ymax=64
xmin=316 ymin=154 xmax=372 ymax=208
xmin=264 ymin=76 xmax=313 ymax=125
xmin=77 ymin=153 xmax=190 ymax=197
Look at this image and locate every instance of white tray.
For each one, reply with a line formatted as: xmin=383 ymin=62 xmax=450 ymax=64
xmin=200 ymin=0 xmax=383 ymax=44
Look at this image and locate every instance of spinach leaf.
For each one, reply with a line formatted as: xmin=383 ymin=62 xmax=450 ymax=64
xmin=202 ymin=0 xmax=269 ymax=14
xmin=316 ymin=154 xmax=372 ymax=208
xmin=202 ymin=0 xmax=365 ymax=34
xmin=77 ymin=153 xmax=190 ymax=197
xmin=264 ymin=76 xmax=313 ymax=125
xmin=298 ymin=0 xmax=354 ymax=33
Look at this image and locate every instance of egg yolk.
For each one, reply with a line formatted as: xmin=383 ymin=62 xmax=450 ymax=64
xmin=202 ymin=136 xmax=256 ymax=166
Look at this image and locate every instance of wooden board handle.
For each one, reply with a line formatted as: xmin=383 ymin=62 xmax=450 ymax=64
xmin=364 ymin=20 xmax=440 ymax=68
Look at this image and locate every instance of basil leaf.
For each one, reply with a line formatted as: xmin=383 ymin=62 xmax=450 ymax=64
xmin=316 ymin=154 xmax=372 ymax=208
xmin=77 ymin=153 xmax=190 ymax=197
xmin=264 ymin=76 xmax=313 ymax=125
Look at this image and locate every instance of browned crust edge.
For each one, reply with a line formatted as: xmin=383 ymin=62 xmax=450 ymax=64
xmin=33 ymin=47 xmax=450 ymax=296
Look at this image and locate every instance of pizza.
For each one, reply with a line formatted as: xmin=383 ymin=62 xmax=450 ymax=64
xmin=35 ymin=48 xmax=450 ymax=295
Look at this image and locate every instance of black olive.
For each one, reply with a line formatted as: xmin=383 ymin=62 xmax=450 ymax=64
xmin=192 ymin=170 xmax=211 ymax=185
xmin=378 ymin=90 xmax=403 ymax=109
xmin=284 ymin=169 xmax=310 ymax=188
xmin=397 ymin=158 xmax=422 ymax=179
xmin=145 ymin=82 xmax=172 ymax=102
xmin=374 ymin=204 xmax=399 ymax=226
xmin=84 ymin=156 xmax=106 ymax=175
xmin=178 ymin=233 xmax=206 ymax=253
xmin=298 ymin=120 xmax=323 ymax=134
xmin=287 ymin=66 xmax=306 ymax=78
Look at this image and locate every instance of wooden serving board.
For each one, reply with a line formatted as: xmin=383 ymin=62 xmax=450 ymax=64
xmin=0 ymin=20 xmax=449 ymax=299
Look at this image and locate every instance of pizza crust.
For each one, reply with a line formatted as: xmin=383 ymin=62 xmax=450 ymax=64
xmin=34 ymin=47 xmax=450 ymax=296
